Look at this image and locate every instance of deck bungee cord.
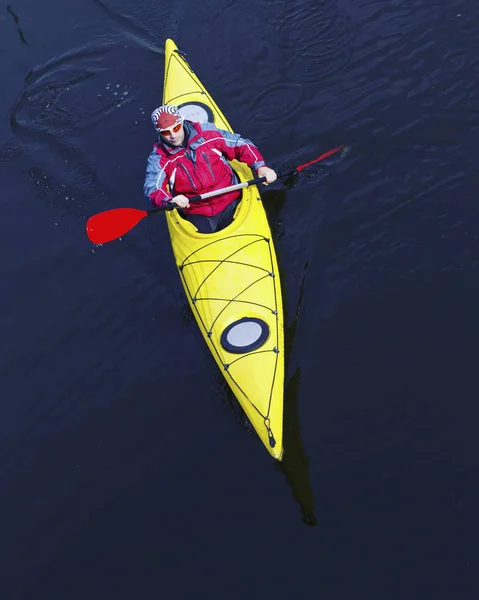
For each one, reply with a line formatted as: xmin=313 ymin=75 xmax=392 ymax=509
xmin=178 ymin=233 xmax=281 ymax=447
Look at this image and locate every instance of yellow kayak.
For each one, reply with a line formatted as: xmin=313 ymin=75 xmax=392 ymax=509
xmin=162 ymin=39 xmax=284 ymax=459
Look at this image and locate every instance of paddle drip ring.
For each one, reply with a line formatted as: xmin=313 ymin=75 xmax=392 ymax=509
xmin=220 ymin=317 xmax=270 ymax=354
xmin=177 ymin=101 xmax=214 ymax=124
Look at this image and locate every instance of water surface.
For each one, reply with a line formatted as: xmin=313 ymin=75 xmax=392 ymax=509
xmin=1 ymin=0 xmax=478 ymax=598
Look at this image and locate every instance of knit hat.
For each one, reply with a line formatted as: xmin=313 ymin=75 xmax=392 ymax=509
xmin=151 ymin=105 xmax=183 ymax=131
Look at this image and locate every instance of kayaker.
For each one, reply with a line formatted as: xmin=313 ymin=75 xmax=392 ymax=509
xmin=143 ymin=104 xmax=277 ymax=233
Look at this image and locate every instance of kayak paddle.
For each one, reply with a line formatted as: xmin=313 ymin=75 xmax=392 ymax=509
xmin=85 ymin=145 xmax=344 ymax=245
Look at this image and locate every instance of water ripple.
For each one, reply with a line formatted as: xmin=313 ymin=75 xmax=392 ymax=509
xmin=11 ymin=44 xmax=132 ymax=135
xmin=244 ymin=82 xmax=306 ymax=138
xmin=275 ymin=0 xmax=353 ymax=84
xmin=7 ymin=38 xmax=156 ymax=215
xmin=90 ymin=0 xmax=166 ymax=54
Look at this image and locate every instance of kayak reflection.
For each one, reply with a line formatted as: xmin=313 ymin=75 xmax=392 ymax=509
xmin=275 ymin=258 xmax=316 ymax=526
xmin=276 ymin=366 xmax=316 ymax=526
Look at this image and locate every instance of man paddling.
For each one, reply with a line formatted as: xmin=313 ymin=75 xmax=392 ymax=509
xmin=143 ymin=104 xmax=277 ymax=234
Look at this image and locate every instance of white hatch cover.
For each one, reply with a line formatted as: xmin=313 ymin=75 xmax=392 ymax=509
xmin=178 ymin=102 xmax=213 ymax=124
xmin=220 ymin=318 xmax=270 ymax=354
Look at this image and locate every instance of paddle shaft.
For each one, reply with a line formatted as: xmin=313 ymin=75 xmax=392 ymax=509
xmin=148 ymin=175 xmax=267 ymax=215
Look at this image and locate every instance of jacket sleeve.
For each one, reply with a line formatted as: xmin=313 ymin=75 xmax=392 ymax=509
xmin=201 ymin=123 xmax=266 ymax=173
xmin=143 ymin=147 xmax=171 ymax=207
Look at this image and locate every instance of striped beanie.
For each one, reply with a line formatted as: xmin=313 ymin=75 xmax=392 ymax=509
xmin=151 ymin=104 xmax=183 ymax=131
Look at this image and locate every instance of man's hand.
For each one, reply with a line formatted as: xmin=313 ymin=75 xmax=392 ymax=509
xmin=257 ymin=166 xmax=277 ymax=185
xmin=172 ymin=194 xmax=190 ymax=208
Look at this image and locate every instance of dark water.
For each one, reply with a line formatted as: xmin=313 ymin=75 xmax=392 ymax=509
xmin=1 ymin=0 xmax=478 ymax=598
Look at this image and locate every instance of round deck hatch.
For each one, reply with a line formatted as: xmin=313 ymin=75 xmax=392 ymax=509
xmin=178 ymin=101 xmax=214 ymax=124
xmin=220 ymin=318 xmax=270 ymax=354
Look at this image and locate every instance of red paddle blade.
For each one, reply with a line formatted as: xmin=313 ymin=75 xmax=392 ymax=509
xmin=296 ymin=145 xmax=344 ymax=171
xmin=86 ymin=208 xmax=148 ymax=244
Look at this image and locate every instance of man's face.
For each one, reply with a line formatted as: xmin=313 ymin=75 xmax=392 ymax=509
xmin=160 ymin=120 xmax=185 ymax=146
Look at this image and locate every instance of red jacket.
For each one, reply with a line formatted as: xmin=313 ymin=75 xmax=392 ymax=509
xmin=143 ymin=120 xmax=267 ymax=216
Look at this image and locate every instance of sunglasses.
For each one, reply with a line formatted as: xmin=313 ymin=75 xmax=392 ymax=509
xmin=159 ymin=121 xmax=182 ymax=136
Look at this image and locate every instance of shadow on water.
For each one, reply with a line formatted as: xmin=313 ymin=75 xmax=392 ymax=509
xmin=275 ymin=365 xmax=317 ymax=526
xmin=278 ymin=255 xmax=317 ymax=526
